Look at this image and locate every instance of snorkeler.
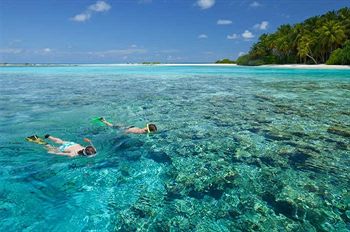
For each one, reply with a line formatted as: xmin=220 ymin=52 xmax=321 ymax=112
xmin=26 ymin=134 xmax=97 ymax=157
xmin=98 ymin=117 xmax=157 ymax=134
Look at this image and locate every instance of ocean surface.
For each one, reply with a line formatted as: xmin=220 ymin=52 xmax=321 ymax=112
xmin=0 ymin=65 xmax=349 ymax=231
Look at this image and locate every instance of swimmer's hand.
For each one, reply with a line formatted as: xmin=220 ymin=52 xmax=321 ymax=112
xmin=83 ymin=138 xmax=95 ymax=148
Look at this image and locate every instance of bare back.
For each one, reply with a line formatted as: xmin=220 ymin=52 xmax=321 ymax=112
xmin=125 ymin=127 xmax=147 ymax=134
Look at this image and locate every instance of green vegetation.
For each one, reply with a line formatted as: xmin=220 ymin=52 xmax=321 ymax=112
xmin=236 ymin=7 xmax=350 ymax=65
xmin=215 ymin=58 xmax=235 ymax=64
xmin=326 ymin=40 xmax=350 ymax=65
xmin=142 ymin=62 xmax=161 ymax=65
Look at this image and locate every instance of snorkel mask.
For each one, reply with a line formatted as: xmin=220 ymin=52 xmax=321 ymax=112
xmin=82 ymin=146 xmax=97 ymax=157
xmin=82 ymin=148 xmax=89 ymax=156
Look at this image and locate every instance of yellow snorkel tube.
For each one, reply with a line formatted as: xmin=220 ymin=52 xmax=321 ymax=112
xmin=146 ymin=124 xmax=151 ymax=133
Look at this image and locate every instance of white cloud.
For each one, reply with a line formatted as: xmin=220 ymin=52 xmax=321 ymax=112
xmin=242 ymin=30 xmax=254 ymax=39
xmin=32 ymin=48 xmax=55 ymax=55
xmin=238 ymin=51 xmax=246 ymax=57
xmin=91 ymin=48 xmax=147 ymax=56
xmin=197 ymin=0 xmax=215 ymax=10
xmin=71 ymin=1 xmax=111 ymax=22
xmin=227 ymin=33 xmax=239 ymax=40
xmin=0 ymin=47 xmax=147 ymax=59
xmin=217 ymin=19 xmax=232 ymax=25
xmin=72 ymin=13 xmax=91 ymax=22
xmin=254 ymin=21 xmax=269 ymax=30
xmin=250 ymin=1 xmax=261 ymax=7
xmin=0 ymin=47 xmax=57 ymax=56
xmin=131 ymin=44 xmax=137 ymax=48
xmin=198 ymin=34 xmax=208 ymax=39
xmin=88 ymin=1 xmax=111 ymax=12
xmin=166 ymin=55 xmax=183 ymax=61
xmin=0 ymin=48 xmax=23 ymax=54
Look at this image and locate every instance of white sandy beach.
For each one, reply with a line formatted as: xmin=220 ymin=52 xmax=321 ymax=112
xmin=160 ymin=64 xmax=350 ymax=69
xmin=80 ymin=63 xmax=350 ymax=69
xmin=157 ymin=64 xmax=350 ymax=69
xmin=96 ymin=63 xmax=350 ymax=69
xmin=260 ymin=64 xmax=350 ymax=69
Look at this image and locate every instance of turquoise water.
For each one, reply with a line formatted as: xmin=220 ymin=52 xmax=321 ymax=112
xmin=0 ymin=65 xmax=349 ymax=231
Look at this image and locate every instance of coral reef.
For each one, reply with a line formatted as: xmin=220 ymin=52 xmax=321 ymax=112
xmin=1 ymin=67 xmax=349 ymax=231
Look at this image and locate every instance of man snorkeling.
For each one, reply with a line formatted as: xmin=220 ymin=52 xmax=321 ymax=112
xmin=26 ymin=134 xmax=97 ymax=157
xmin=99 ymin=117 xmax=157 ymax=134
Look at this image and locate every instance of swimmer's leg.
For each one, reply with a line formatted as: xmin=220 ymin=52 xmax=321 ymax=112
xmin=99 ymin=118 xmax=127 ymax=129
xmin=100 ymin=118 xmax=114 ymax=127
xmin=45 ymin=135 xmax=65 ymax=144
xmin=44 ymin=144 xmax=60 ymax=153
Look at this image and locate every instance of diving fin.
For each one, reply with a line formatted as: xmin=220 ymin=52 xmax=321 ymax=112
xmin=26 ymin=135 xmax=47 ymax=145
xmin=91 ymin=117 xmax=105 ymax=126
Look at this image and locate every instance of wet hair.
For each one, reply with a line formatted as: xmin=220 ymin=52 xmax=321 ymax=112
xmin=148 ymin=124 xmax=157 ymax=132
xmin=84 ymin=146 xmax=97 ymax=156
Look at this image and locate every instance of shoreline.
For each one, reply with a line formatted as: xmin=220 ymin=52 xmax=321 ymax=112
xmin=1 ymin=63 xmax=350 ymax=69
xmin=260 ymin=64 xmax=350 ymax=69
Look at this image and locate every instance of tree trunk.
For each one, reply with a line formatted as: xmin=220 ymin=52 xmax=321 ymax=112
xmin=306 ymin=54 xmax=318 ymax=64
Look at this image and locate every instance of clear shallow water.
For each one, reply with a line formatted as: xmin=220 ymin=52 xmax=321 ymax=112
xmin=0 ymin=65 xmax=349 ymax=231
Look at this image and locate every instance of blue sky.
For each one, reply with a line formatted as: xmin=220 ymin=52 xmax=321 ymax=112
xmin=0 ymin=0 xmax=349 ymax=63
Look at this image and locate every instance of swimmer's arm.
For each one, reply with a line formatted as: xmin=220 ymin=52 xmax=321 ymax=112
xmin=83 ymin=138 xmax=93 ymax=146
xmin=48 ymin=151 xmax=75 ymax=157
xmin=100 ymin=118 xmax=114 ymax=127
xmin=83 ymin=138 xmax=97 ymax=151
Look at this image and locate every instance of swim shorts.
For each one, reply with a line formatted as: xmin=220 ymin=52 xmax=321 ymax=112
xmin=59 ymin=142 xmax=76 ymax=152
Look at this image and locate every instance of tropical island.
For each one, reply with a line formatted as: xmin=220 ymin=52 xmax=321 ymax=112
xmin=233 ymin=7 xmax=350 ymax=66
xmin=215 ymin=58 xmax=235 ymax=64
xmin=1 ymin=1 xmax=350 ymax=231
xmin=142 ymin=62 xmax=161 ymax=65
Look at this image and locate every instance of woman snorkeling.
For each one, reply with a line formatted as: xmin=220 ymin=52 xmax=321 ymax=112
xmin=26 ymin=134 xmax=97 ymax=157
xmin=99 ymin=117 xmax=157 ymax=134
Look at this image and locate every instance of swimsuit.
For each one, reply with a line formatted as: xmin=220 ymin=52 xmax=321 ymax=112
xmin=59 ymin=142 xmax=77 ymax=152
xmin=112 ymin=125 xmax=135 ymax=129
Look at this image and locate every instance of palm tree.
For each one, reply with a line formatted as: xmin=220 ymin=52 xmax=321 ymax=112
xmin=235 ymin=7 xmax=349 ymax=65
xmin=274 ymin=24 xmax=293 ymax=62
xmin=297 ymin=34 xmax=317 ymax=64
xmin=317 ymin=20 xmax=346 ymax=61
xmin=250 ymin=34 xmax=272 ymax=59
xmin=337 ymin=7 xmax=350 ymax=37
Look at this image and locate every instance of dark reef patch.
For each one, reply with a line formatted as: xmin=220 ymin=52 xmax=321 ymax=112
xmin=327 ymin=126 xmax=350 ymax=138
xmin=146 ymin=151 xmax=172 ymax=164
xmin=262 ymin=192 xmax=296 ymax=220
xmin=288 ymin=151 xmax=310 ymax=166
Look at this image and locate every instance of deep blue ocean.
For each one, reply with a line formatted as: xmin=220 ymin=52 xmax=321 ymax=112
xmin=0 ymin=65 xmax=349 ymax=231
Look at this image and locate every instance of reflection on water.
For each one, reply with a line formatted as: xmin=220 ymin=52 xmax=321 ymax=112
xmin=0 ymin=66 xmax=349 ymax=231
